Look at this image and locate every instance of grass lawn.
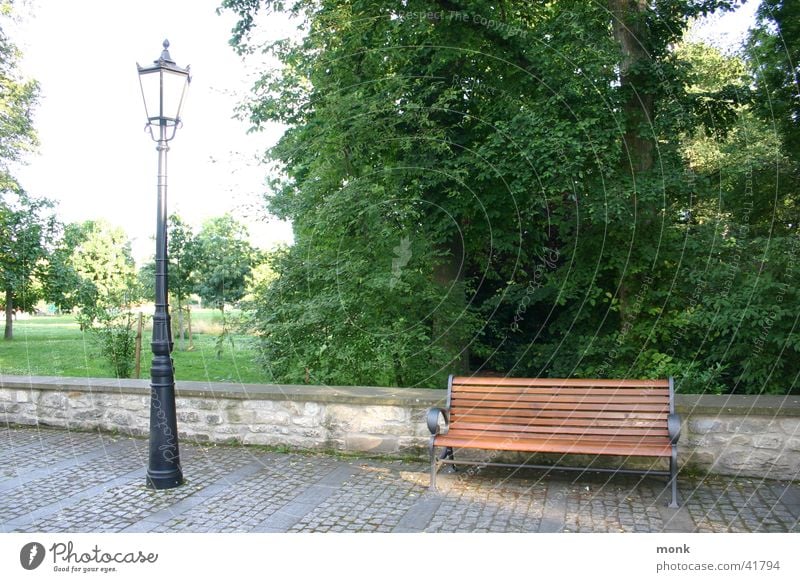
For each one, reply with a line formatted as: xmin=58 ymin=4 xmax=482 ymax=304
xmin=0 ymin=311 xmax=267 ymax=384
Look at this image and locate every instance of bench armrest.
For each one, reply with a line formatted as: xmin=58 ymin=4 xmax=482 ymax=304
xmin=668 ymin=413 xmax=681 ymax=444
xmin=427 ymin=407 xmax=449 ymax=435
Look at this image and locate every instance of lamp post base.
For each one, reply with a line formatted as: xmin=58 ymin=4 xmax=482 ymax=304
xmin=146 ymin=468 xmax=184 ymax=490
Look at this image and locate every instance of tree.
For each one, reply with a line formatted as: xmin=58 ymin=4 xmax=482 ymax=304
xmin=0 ymin=188 xmax=56 ymax=339
xmin=747 ymin=0 xmax=800 ymax=162
xmin=138 ymin=214 xmax=199 ymax=348
xmin=193 ymin=214 xmax=256 ymax=314
xmin=167 ymin=213 xmax=197 ymax=348
xmin=1 ymin=2 xmax=38 ymax=186
xmin=65 ymin=220 xmax=139 ymax=377
xmin=225 ymin=1 xmax=799 ymax=393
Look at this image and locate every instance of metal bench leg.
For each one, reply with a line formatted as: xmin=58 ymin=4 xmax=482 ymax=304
xmin=429 ymin=438 xmax=439 ymax=492
xmin=667 ymin=446 xmax=679 ymax=508
xmin=441 ymin=447 xmax=456 ymax=473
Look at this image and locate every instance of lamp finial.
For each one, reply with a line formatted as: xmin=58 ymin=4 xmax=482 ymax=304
xmin=159 ymin=39 xmax=174 ymax=64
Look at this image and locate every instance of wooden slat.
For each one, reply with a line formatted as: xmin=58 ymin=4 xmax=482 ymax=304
xmin=451 ymin=399 xmax=668 ymax=412
xmin=451 ymin=422 xmax=669 ymax=437
xmin=433 ymin=434 xmax=672 ymax=457
xmin=450 ymin=408 xmax=667 ymax=421
xmin=453 ymin=385 xmax=669 ymax=396
xmin=453 ymin=377 xmax=669 ymax=388
xmin=444 ymin=431 xmax=668 ymax=443
xmin=450 ymin=414 xmax=664 ymax=428
xmin=452 ymin=393 xmax=668 ymax=404
xmin=446 ymin=428 xmax=668 ymax=441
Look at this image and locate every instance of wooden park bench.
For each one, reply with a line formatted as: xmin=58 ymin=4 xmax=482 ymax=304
xmin=427 ymin=375 xmax=681 ymax=507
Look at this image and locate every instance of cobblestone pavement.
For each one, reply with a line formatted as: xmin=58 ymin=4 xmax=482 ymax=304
xmin=1 ymin=426 xmax=798 ymax=533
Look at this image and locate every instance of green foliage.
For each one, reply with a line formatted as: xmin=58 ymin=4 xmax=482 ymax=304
xmin=0 ymin=188 xmax=57 ymax=338
xmin=226 ymin=0 xmax=797 ymax=394
xmin=55 ymin=220 xmax=140 ymax=377
xmin=747 ymin=0 xmax=800 ymax=162
xmin=167 ymin=213 xmax=197 ymax=304
xmin=192 ymin=214 xmax=257 ymax=311
xmin=0 ymin=5 xmax=38 ymax=178
xmin=64 ymin=220 xmax=138 ymax=324
xmin=92 ymin=309 xmax=138 ymax=379
xmin=137 ymin=213 xmax=198 ymax=305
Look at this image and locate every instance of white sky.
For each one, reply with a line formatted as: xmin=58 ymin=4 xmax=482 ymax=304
xmin=7 ymin=0 xmax=759 ymax=264
xmin=8 ymin=0 xmax=293 ymax=263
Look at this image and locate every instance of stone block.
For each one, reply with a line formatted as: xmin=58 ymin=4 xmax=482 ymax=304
xmin=303 ymin=402 xmax=321 ymax=416
xmin=195 ymin=399 xmax=222 ymax=411
xmin=685 ymin=451 xmax=716 ymax=467
xmin=39 ymin=392 xmax=68 ymax=409
xmin=226 ymin=407 xmax=245 ymax=423
xmin=690 ymin=433 xmax=750 ymax=447
xmin=16 ymin=389 xmax=34 ymax=403
xmin=717 ymin=449 xmax=787 ymax=475
xmin=241 ymin=432 xmax=277 ymax=446
xmin=213 ymin=425 xmax=241 ymax=436
xmin=247 ymin=424 xmax=274 ymax=433
xmin=252 ymin=410 xmax=290 ymax=426
xmin=105 ymin=411 xmax=131 ymax=426
xmin=206 ymin=414 xmax=223 ymax=425
xmin=345 ymin=432 xmax=399 ymax=454
xmin=688 ymin=418 xmax=723 ymax=434
xmin=241 ymin=400 xmax=276 ymax=411
xmin=73 ymin=409 xmax=103 ymax=421
xmin=66 ymin=393 xmax=90 ymax=408
xmin=786 ymin=438 xmax=800 ymax=452
xmin=753 ymin=435 xmax=783 ymax=450
xmin=119 ymin=397 xmax=148 ymax=412
xmin=291 ymin=414 xmax=319 ymax=428
xmin=780 ymin=419 xmax=800 ymax=435
xmin=726 ymin=418 xmax=779 ymax=434
xmin=177 ymin=411 xmax=200 ymax=423
xmin=364 ymin=405 xmax=408 ymax=423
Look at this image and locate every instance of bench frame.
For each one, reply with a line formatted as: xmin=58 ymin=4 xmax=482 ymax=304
xmin=427 ymin=375 xmax=681 ymax=508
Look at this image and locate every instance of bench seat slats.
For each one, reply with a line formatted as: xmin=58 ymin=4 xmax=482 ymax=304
xmin=452 ymin=377 xmax=670 ymax=388
xmin=451 ymin=400 xmax=669 ymax=413
xmin=450 ymin=414 xmax=665 ymax=428
xmin=449 ymin=422 xmax=670 ymax=437
xmin=444 ymin=428 xmax=668 ymax=442
xmin=450 ymin=409 xmax=667 ymax=421
xmin=434 ymin=434 xmax=672 ymax=457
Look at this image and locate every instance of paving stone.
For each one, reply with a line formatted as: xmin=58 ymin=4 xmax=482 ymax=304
xmin=2 ymin=425 xmax=798 ymax=533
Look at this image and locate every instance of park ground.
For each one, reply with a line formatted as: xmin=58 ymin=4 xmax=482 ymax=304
xmin=0 ymin=311 xmax=263 ymax=384
xmin=1 ymin=425 xmax=798 ymax=533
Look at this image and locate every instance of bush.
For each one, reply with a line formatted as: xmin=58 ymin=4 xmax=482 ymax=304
xmin=87 ymin=309 xmax=138 ymax=379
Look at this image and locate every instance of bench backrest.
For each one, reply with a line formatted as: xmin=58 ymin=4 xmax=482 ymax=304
xmin=447 ymin=376 xmax=674 ymax=442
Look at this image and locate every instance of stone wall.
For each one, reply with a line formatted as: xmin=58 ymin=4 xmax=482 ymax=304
xmin=1 ymin=376 xmax=798 ymax=480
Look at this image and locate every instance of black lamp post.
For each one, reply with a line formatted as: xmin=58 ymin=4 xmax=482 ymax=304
xmin=137 ymin=39 xmax=191 ymax=490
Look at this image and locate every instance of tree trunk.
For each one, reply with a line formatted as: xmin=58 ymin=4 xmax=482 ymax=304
xmin=609 ymin=0 xmax=655 ymax=173
xmin=187 ymin=307 xmax=195 ymax=351
xmin=433 ymin=236 xmax=469 ymax=374
xmin=4 ymin=289 xmax=12 ymax=340
xmin=177 ymin=297 xmax=185 ymax=350
xmin=608 ymin=0 xmax=656 ymax=327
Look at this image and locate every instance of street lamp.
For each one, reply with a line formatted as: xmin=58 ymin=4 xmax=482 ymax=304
xmin=137 ymin=39 xmax=190 ymax=490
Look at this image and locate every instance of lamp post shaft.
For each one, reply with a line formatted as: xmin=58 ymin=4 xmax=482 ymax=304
xmin=146 ymin=121 xmax=182 ymax=489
